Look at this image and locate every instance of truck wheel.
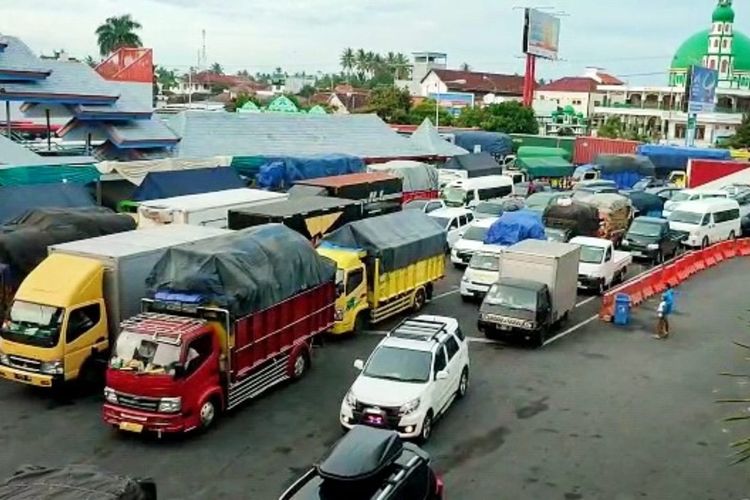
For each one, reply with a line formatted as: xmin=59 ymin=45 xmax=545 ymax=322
xmin=199 ymin=398 xmax=218 ymax=431
xmin=413 ymin=288 xmax=426 ymax=312
xmin=291 ymin=351 xmax=309 ymax=380
xmin=534 ymin=329 xmax=547 ymax=348
xmin=426 ymin=283 xmax=434 ymax=301
xmin=80 ymin=358 xmax=104 ymax=393
xmin=354 ymin=313 xmax=367 ymax=334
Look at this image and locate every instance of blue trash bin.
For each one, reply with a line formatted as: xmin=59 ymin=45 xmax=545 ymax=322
xmin=614 ymin=293 xmax=631 ymax=326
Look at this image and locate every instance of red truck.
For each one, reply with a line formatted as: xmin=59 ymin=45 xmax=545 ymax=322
xmin=102 ymin=225 xmax=336 ymax=435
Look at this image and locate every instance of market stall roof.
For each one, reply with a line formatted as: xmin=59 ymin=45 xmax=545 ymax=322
xmin=409 ymin=118 xmax=468 ymax=157
xmin=0 ymin=134 xmax=43 ymax=165
xmin=516 ymin=156 xmax=575 ymax=178
xmin=167 ymin=111 xmax=431 ymax=160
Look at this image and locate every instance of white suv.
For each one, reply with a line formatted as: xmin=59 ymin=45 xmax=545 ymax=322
xmin=340 ymin=315 xmax=470 ymax=443
xmin=450 ymin=218 xmax=498 ymax=267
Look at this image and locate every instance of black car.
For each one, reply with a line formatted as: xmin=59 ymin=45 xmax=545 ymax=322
xmin=622 ymin=216 xmax=683 ymax=263
xmin=280 ymin=426 xmax=444 ymax=500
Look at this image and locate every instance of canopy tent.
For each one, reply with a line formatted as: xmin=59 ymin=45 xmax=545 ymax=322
xmin=0 ymin=183 xmax=95 ymax=224
xmin=516 ymin=156 xmax=575 ymax=178
xmin=517 ymin=146 xmax=571 ymax=162
xmin=442 ymin=152 xmax=501 ymax=178
xmin=409 ymin=118 xmax=468 ymax=157
xmin=132 ymin=167 xmax=245 ymax=201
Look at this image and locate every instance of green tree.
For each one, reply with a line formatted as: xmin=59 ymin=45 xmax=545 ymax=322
xmin=598 ymin=116 xmax=624 ymax=139
xmin=340 ymin=47 xmax=355 ymax=76
xmin=359 ymin=86 xmax=411 ymax=123
xmin=95 ymin=14 xmax=142 ymax=56
xmin=210 ymin=62 xmax=224 ymax=75
xmin=83 ymin=55 xmax=98 ymax=68
xmin=394 ymin=53 xmax=410 ymax=80
xmin=298 ymin=84 xmax=316 ymax=98
xmin=155 ymin=66 xmax=178 ymax=92
xmin=408 ymin=99 xmax=453 ymax=126
xmin=355 ymin=49 xmax=368 ymax=80
xmin=727 ymin=114 xmax=750 ymax=149
xmin=455 ymin=102 xmax=538 ymax=134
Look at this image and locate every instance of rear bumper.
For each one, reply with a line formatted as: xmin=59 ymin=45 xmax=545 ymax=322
xmin=0 ymin=365 xmax=60 ymax=388
xmin=103 ymin=404 xmax=189 ymax=433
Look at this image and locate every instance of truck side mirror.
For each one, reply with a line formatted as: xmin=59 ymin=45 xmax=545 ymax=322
xmin=173 ymin=363 xmax=185 ymax=378
xmin=336 ymin=282 xmax=345 ymax=296
xmin=436 ymin=370 xmax=449 ymax=381
xmin=353 ymin=359 xmax=364 ymax=371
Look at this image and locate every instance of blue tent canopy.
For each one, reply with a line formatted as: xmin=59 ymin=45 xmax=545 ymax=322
xmin=484 ymin=210 xmax=546 ymax=246
xmin=0 ymin=183 xmax=95 ymax=224
xmin=132 ymin=167 xmax=245 ymax=201
xmin=636 ymin=145 xmax=731 ymax=171
xmin=255 ymin=154 xmax=365 ymax=190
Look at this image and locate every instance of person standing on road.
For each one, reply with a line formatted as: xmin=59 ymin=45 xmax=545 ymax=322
xmin=654 ymin=286 xmax=673 ymax=339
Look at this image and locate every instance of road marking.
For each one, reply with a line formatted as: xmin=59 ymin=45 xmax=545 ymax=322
xmin=365 ymin=329 xmax=497 ymax=345
xmin=543 ymin=314 xmax=598 ymax=347
xmin=432 ymin=288 xmax=460 ymax=300
xmin=575 ymin=296 xmax=597 ymax=308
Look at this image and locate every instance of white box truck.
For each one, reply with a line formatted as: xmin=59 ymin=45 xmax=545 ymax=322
xmin=137 ymin=188 xmax=288 ymax=228
xmin=478 ymin=239 xmax=580 ymax=347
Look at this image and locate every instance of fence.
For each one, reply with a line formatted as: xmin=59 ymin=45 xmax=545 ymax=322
xmin=600 ymin=238 xmax=750 ymax=321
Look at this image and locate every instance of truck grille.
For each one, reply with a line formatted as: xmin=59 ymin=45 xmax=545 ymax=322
xmin=6 ymin=355 xmax=41 ymax=373
xmin=115 ymin=392 xmax=160 ymax=412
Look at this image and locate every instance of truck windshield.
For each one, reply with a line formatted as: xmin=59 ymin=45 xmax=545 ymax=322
xmin=579 ymin=245 xmax=605 ymax=264
xmin=485 ymin=284 xmax=537 ymax=311
xmin=110 ymin=330 xmax=182 ymax=375
xmin=443 ymin=187 xmax=466 ymax=206
xmin=364 ymin=346 xmax=432 ymax=383
xmin=470 ymin=253 xmax=500 ymax=271
xmin=0 ymin=300 xmax=63 ymax=348
xmin=462 ymin=226 xmax=489 ymax=242
xmin=669 ymin=211 xmax=703 ymax=225
xmin=628 ymin=220 xmax=663 ymax=237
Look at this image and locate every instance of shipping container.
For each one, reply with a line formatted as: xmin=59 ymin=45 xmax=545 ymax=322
xmin=573 ymin=137 xmax=641 ymax=165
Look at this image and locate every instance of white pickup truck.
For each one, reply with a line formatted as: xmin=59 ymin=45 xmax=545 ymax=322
xmin=570 ymin=236 xmax=632 ymax=294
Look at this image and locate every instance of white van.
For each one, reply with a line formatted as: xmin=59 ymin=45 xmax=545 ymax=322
xmin=662 ymin=188 xmax=729 ymax=218
xmin=427 ymin=207 xmax=475 ymax=249
xmin=668 ymin=198 xmax=741 ymax=248
xmin=460 ymin=246 xmax=504 ymax=300
xmin=137 ymin=188 xmax=288 ymax=228
xmin=442 ymin=175 xmax=514 ymax=208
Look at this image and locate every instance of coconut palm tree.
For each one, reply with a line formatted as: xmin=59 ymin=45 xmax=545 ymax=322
xmin=340 ymin=47 xmax=355 ymax=76
xmin=95 ymin=14 xmax=143 ymax=57
xmin=155 ymin=66 xmax=179 ymax=92
xmin=365 ymin=51 xmax=377 ymax=78
xmin=394 ymin=53 xmax=411 ymax=80
xmin=355 ymin=49 xmax=368 ymax=80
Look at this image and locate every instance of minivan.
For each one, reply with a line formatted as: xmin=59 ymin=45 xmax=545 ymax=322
xmin=668 ymin=198 xmax=741 ymax=248
xmin=442 ymin=176 xmax=514 ymax=208
xmin=662 ymin=189 xmax=728 ymax=218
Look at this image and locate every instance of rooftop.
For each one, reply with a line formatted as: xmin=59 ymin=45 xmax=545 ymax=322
xmin=538 ymin=77 xmax=600 ymax=93
xmin=427 ymin=69 xmax=526 ymax=95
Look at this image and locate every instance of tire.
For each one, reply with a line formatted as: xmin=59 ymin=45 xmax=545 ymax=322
xmin=79 ymin=358 xmax=104 ymax=393
xmin=655 ymin=250 xmax=663 ymax=265
xmin=456 ymin=368 xmax=469 ymax=399
xmin=419 ymin=412 xmax=434 ymax=443
xmin=702 ymin=236 xmax=710 ymax=249
xmin=729 ymin=231 xmax=736 ymax=241
xmin=413 ymin=288 xmax=426 ymax=312
xmin=534 ymin=328 xmax=547 ymax=348
xmin=198 ymin=398 xmax=218 ymax=431
xmin=597 ymin=280 xmax=606 ymax=295
xmin=426 ymin=283 xmax=434 ymax=301
xmin=291 ymin=351 xmax=309 ymax=380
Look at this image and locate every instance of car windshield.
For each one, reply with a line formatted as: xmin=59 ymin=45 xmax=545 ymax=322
xmin=404 ymin=200 xmax=427 ymax=210
xmin=109 ymin=330 xmax=183 ymax=375
xmin=474 ymin=202 xmax=503 ymax=215
xmin=0 ymin=300 xmax=64 ymax=348
xmin=628 ymin=220 xmax=663 ymax=237
xmin=632 ymin=179 xmax=651 ymax=190
xmin=470 ymin=253 xmax=500 ymax=271
xmin=669 ymin=210 xmax=703 ymax=225
xmin=430 ymin=216 xmax=450 ymax=228
xmin=462 ymin=225 xmax=489 ymax=242
xmin=443 ymin=187 xmax=466 ymax=206
xmin=545 ymin=227 xmax=568 ymax=242
xmin=363 ymin=346 xmax=432 ymax=383
xmin=579 ymin=245 xmax=605 ymax=264
xmin=671 ymin=192 xmax=692 ymax=203
xmin=485 ymin=284 xmax=537 ymax=310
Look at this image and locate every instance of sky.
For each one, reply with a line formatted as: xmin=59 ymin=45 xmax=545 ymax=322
xmin=1 ymin=0 xmax=744 ymax=85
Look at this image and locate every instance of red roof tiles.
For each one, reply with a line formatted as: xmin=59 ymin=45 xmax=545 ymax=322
xmin=428 ymin=69 xmax=526 ymax=95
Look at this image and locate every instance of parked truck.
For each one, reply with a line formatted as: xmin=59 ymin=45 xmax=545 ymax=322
xmin=317 ymin=211 xmax=446 ymax=335
xmin=0 ymin=225 xmax=231 ymax=389
xmin=570 ymin=236 xmax=632 ymax=293
xmin=478 ymin=240 xmax=579 ymax=346
xmin=103 ymin=225 xmax=336 ymax=434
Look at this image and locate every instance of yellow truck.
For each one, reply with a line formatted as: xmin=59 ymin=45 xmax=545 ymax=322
xmin=0 ymin=225 xmax=231 ymax=389
xmin=317 ymin=211 xmax=446 ymax=334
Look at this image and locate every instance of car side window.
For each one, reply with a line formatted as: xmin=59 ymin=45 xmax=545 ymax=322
xmin=459 ymin=215 xmax=468 ymax=226
xmin=427 ymin=202 xmax=441 ymax=213
xmin=390 ymin=460 xmax=431 ymax=500
xmin=66 ymin=303 xmax=102 ymax=343
xmin=465 ymin=190 xmax=476 ymax=204
xmin=702 ymin=214 xmax=711 ymax=226
xmin=433 ymin=348 xmax=447 ymax=375
xmin=449 ymin=218 xmax=460 ymax=229
xmin=466 ymin=212 xmax=474 ymax=223
xmin=605 ymin=247 xmax=612 ymax=262
xmin=445 ymin=336 xmax=460 ymax=361
xmin=184 ymin=334 xmax=213 ymax=376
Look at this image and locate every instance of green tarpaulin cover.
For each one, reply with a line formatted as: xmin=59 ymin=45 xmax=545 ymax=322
xmin=0 ymin=165 xmax=99 ymax=186
xmin=516 ymin=156 xmax=575 ymax=178
xmin=517 ymin=146 xmax=571 ymax=161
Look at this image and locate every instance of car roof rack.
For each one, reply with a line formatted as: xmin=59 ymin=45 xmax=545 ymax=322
xmin=318 ymin=426 xmax=404 ymax=482
xmin=388 ymin=317 xmax=448 ymax=342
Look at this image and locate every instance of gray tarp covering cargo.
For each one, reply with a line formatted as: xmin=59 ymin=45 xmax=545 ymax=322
xmin=320 ymin=211 xmax=446 ymax=272
xmin=442 ymin=152 xmax=500 ymax=178
xmin=368 ymin=161 xmax=439 ymax=193
xmin=0 ymin=464 xmax=155 ymax=500
xmin=146 ymin=224 xmax=336 ymax=317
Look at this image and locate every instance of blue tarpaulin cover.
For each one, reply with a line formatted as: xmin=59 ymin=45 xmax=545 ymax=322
xmin=484 ymin=210 xmax=546 ymax=246
xmin=255 ymin=155 xmax=365 ymax=190
xmin=453 ymin=132 xmax=513 ymax=157
xmin=636 ymin=145 xmax=731 ymax=171
xmin=0 ymin=184 xmax=95 ymax=224
xmin=132 ymin=167 xmax=245 ymax=201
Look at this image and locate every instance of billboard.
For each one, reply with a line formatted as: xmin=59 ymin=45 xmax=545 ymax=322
xmin=523 ymin=8 xmax=561 ymax=60
xmin=428 ymin=92 xmax=475 ymax=108
xmin=685 ymin=65 xmax=718 ymax=114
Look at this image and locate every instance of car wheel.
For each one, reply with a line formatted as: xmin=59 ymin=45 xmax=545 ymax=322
xmin=419 ymin=412 xmax=433 ymax=443
xmin=199 ymin=398 xmax=218 ymax=430
xmin=729 ymin=231 xmax=736 ymax=241
xmin=354 ymin=313 xmax=366 ymax=335
xmin=702 ymin=236 xmax=710 ymax=249
xmin=413 ymin=288 xmax=426 ymax=312
xmin=457 ymin=368 xmax=469 ymax=399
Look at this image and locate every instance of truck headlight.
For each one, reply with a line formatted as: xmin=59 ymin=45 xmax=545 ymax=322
xmin=0 ymin=348 xmax=9 ymax=366
xmin=334 ymin=308 xmax=344 ymax=321
xmin=104 ymin=387 xmax=118 ymax=404
xmin=621 ymin=239 xmax=629 ymax=246
xmin=157 ymin=397 xmax=182 ymax=413
xmin=647 ymin=243 xmax=659 ymax=250
xmin=399 ymin=397 xmax=421 ymax=416
xmin=345 ymin=389 xmax=357 ymax=408
xmin=40 ymin=360 xmax=63 ymax=375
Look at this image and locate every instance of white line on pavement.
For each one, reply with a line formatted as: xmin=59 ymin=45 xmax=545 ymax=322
xmin=575 ymin=296 xmax=597 ymax=309
xmin=432 ymin=288 xmax=460 ymax=300
xmin=543 ymin=314 xmax=598 ymax=347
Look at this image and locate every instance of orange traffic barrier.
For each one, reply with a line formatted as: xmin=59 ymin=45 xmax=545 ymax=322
xmin=739 ymin=239 xmax=750 ymax=256
xmin=722 ymin=240 xmax=738 ymax=259
xmin=704 ymin=247 xmax=718 ymax=267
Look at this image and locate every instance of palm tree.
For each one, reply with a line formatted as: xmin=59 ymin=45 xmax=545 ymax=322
xmin=355 ymin=49 xmax=367 ymax=80
xmin=340 ymin=47 xmax=355 ymax=76
xmin=83 ymin=55 xmax=98 ymax=68
xmin=156 ymin=66 xmax=178 ymax=92
xmin=365 ymin=51 xmax=377 ymax=78
xmin=95 ymin=14 xmax=143 ymax=57
xmin=210 ymin=62 xmax=224 ymax=75
xmin=394 ymin=53 xmax=411 ymax=80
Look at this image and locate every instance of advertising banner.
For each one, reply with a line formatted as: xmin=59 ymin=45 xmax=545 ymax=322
xmin=523 ymin=8 xmax=561 ymax=60
xmin=686 ymin=65 xmax=718 ymax=114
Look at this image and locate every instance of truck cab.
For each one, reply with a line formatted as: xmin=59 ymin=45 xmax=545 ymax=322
xmin=0 ymin=254 xmax=108 ymax=388
xmin=317 ymin=246 xmax=369 ymax=334
xmin=479 ymin=278 xmax=551 ymax=345
xmin=570 ymin=236 xmax=631 ymax=293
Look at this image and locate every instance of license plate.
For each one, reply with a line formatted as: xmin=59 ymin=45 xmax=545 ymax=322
xmin=14 ymin=373 xmax=31 ymax=382
xmin=366 ymin=414 xmax=384 ymax=425
xmin=632 ymin=251 xmax=644 ymax=257
xmin=119 ymin=422 xmax=144 ymax=433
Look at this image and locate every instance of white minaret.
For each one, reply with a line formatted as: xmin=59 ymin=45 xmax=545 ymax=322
xmin=704 ymin=0 xmax=735 ymax=84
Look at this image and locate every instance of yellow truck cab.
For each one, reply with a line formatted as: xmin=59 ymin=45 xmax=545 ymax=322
xmin=317 ymin=211 xmax=446 ymax=335
xmin=0 ymin=254 xmax=106 ymax=388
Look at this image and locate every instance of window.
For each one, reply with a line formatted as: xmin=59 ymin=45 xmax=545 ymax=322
xmin=465 ymin=190 xmax=476 ymax=204
xmin=66 ymin=303 xmax=101 ymax=343
xmin=458 ymin=215 xmax=468 ymax=227
xmin=449 ymin=218 xmax=460 ymax=229
xmin=455 ymin=326 xmax=465 ymax=341
xmin=713 ymin=38 xmax=719 ymax=48
xmin=478 ymin=185 xmax=512 ymax=200
xmin=184 ymin=334 xmax=213 ymax=376
xmin=465 ymin=212 xmax=474 ymax=224
xmin=444 ymin=336 xmax=460 ymax=361
xmin=721 ymin=60 xmax=729 ymax=74
xmin=346 ymin=269 xmax=364 ymax=294
xmin=714 ymin=209 xmax=740 ymax=223
xmin=701 ymin=214 xmax=711 ymax=226
xmin=433 ymin=347 xmax=447 ymax=375
xmin=604 ymin=246 xmax=612 ymax=262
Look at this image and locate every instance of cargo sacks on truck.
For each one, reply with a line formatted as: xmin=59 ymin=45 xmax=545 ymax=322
xmin=146 ymin=224 xmax=336 ymax=317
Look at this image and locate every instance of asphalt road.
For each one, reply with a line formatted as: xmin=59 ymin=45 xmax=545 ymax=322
xmin=1 ymin=257 xmax=749 ymax=499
